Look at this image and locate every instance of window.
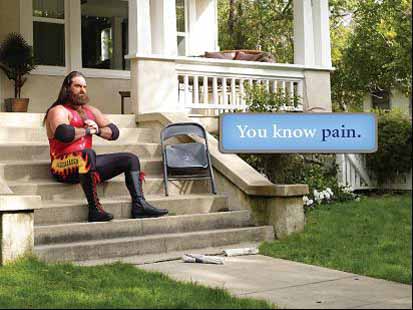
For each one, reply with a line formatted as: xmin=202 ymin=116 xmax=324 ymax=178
xmin=81 ymin=0 xmax=129 ymax=70
xmin=32 ymin=0 xmax=65 ymax=66
xmin=371 ymin=90 xmax=390 ymax=111
xmin=176 ymin=0 xmax=187 ymax=56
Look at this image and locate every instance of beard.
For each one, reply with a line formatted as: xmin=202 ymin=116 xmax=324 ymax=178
xmin=69 ymin=91 xmax=90 ymax=106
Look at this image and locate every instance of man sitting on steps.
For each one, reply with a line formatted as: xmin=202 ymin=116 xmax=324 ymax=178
xmin=43 ymin=71 xmax=168 ymax=222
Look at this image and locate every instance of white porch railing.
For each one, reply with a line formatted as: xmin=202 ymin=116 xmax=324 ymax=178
xmin=337 ymin=154 xmax=412 ymax=191
xmin=175 ymin=58 xmax=305 ymax=114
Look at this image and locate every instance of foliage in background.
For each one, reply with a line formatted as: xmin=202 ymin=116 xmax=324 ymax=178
xmin=245 ymin=83 xmax=300 ymax=112
xmin=331 ymin=0 xmax=412 ymax=111
xmin=218 ymin=0 xmax=412 ymax=112
xmin=218 ymin=0 xmax=294 ymax=63
xmin=366 ymin=109 xmax=412 ymax=184
xmin=240 ymin=85 xmax=357 ymax=210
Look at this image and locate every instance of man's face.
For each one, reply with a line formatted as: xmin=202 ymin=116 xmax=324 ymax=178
xmin=69 ymin=76 xmax=89 ymax=106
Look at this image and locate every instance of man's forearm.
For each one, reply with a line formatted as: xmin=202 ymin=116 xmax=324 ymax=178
xmin=97 ymin=126 xmax=113 ymax=140
xmin=74 ymin=127 xmax=89 ymax=140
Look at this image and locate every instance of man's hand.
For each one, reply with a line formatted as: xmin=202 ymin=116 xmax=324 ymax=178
xmin=84 ymin=119 xmax=100 ymax=135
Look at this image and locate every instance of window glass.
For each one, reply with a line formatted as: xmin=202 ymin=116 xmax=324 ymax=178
xmin=81 ymin=0 xmax=129 ymax=70
xmin=372 ymin=91 xmax=390 ymax=110
xmin=176 ymin=0 xmax=186 ymax=33
xmin=33 ymin=22 xmax=65 ymax=66
xmin=177 ymin=36 xmax=186 ymax=56
xmin=32 ymin=0 xmax=65 ymax=66
xmin=33 ymin=0 xmax=64 ymax=19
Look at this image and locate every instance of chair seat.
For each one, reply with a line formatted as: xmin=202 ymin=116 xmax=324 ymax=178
xmin=165 ymin=143 xmax=208 ymax=169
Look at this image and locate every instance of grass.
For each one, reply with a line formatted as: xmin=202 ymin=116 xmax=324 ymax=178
xmin=260 ymin=194 xmax=412 ymax=284
xmin=0 ymin=257 xmax=274 ymax=309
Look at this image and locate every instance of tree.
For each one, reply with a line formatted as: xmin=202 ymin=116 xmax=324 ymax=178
xmin=217 ymin=0 xmax=412 ymax=111
xmin=332 ymin=0 xmax=412 ymax=111
xmin=218 ymin=0 xmax=294 ymax=63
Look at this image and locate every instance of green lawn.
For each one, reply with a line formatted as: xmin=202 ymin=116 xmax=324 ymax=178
xmin=0 ymin=257 xmax=273 ymax=309
xmin=260 ymin=194 xmax=412 ymax=284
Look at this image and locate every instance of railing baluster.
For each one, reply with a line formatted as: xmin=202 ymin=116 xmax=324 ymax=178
xmin=265 ymin=80 xmax=270 ymax=92
xmin=212 ymin=77 xmax=218 ymax=107
xmin=240 ymin=78 xmax=245 ymax=107
xmin=297 ymin=80 xmax=303 ymax=105
xmin=231 ymin=78 xmax=236 ymax=108
xmin=222 ymin=77 xmax=228 ymax=106
xmin=184 ymin=74 xmax=189 ymax=108
xmin=203 ymin=76 xmax=208 ymax=104
xmin=272 ymin=80 xmax=277 ymax=93
xmin=193 ymin=75 xmax=199 ymax=105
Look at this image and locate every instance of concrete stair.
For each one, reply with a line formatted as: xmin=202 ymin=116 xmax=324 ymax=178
xmin=0 ymin=112 xmax=274 ymax=263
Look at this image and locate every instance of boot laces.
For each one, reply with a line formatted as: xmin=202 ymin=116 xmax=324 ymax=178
xmin=91 ymin=171 xmax=105 ymax=213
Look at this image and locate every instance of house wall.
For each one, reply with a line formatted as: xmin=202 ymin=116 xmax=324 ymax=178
xmin=0 ymin=0 xmax=20 ymax=105
xmin=1 ymin=75 xmax=131 ymax=114
xmin=363 ymin=89 xmax=411 ymax=117
xmin=391 ymin=89 xmax=411 ymax=116
xmin=0 ymin=0 xmax=131 ymax=114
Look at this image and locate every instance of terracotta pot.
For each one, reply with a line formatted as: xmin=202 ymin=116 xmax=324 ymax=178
xmin=5 ymin=98 xmax=29 ymax=112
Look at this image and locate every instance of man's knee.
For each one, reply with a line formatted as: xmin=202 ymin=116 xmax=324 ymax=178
xmin=80 ymin=148 xmax=97 ymax=172
xmin=127 ymin=153 xmax=140 ymax=171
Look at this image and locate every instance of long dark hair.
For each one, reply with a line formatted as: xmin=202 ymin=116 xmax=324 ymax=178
xmin=43 ymin=71 xmax=86 ymax=125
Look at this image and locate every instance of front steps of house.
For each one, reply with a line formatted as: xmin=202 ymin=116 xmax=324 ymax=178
xmin=0 ymin=112 xmax=274 ymax=263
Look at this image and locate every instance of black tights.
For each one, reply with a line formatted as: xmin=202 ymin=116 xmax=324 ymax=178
xmin=51 ymin=148 xmax=140 ymax=184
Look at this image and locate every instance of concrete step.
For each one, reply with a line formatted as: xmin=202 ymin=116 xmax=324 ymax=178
xmin=0 ymin=127 xmax=156 ymax=143
xmin=35 ymin=211 xmax=251 ymax=245
xmin=0 ymin=142 xmax=162 ymax=161
xmin=35 ymin=194 xmax=229 ymax=225
xmin=8 ymin=176 xmax=212 ymax=199
xmin=0 ymin=112 xmax=138 ymax=128
xmin=0 ymin=159 xmax=163 ymax=181
xmin=34 ymin=226 xmax=274 ymax=263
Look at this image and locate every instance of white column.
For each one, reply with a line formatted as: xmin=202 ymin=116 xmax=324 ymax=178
xmin=293 ymin=0 xmax=315 ymax=66
xmin=187 ymin=0 xmax=217 ymax=55
xmin=111 ymin=16 xmax=123 ymax=69
xmin=68 ymin=0 xmax=82 ymax=70
xmin=312 ymin=0 xmax=332 ymax=67
xmin=128 ymin=0 xmax=151 ymax=55
xmin=150 ymin=0 xmax=178 ymax=56
xmin=19 ymin=0 xmax=33 ymax=45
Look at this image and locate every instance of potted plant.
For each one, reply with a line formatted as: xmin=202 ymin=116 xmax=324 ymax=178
xmin=0 ymin=32 xmax=36 ymax=112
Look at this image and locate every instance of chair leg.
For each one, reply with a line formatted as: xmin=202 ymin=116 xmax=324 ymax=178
xmin=208 ymin=165 xmax=217 ymax=195
xmin=163 ymin=161 xmax=169 ymax=196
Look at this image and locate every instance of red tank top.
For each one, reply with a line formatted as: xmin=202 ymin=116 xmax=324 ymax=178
xmin=48 ymin=104 xmax=96 ymax=160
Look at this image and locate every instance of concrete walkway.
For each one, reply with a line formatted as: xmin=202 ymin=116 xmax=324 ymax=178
xmin=139 ymin=254 xmax=412 ymax=309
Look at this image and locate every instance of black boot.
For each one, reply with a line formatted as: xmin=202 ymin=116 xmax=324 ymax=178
xmin=125 ymin=171 xmax=168 ymax=218
xmin=79 ymin=171 xmax=113 ymax=222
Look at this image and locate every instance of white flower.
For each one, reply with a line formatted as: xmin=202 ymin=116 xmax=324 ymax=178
xmin=355 ymin=197 xmax=361 ymax=202
xmin=324 ymin=191 xmax=331 ymax=200
xmin=307 ymin=199 xmax=314 ymax=206
xmin=319 ymin=192 xmax=325 ymax=200
xmin=326 ymin=187 xmax=334 ymax=196
xmin=303 ymin=196 xmax=309 ymax=203
xmin=313 ymin=189 xmax=319 ymax=196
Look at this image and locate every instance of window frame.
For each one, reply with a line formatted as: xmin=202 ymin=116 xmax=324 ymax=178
xmin=176 ymin=0 xmax=189 ymax=56
xmin=20 ymin=0 xmax=130 ymax=79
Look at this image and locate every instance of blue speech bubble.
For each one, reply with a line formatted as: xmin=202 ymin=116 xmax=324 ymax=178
xmin=219 ymin=113 xmax=377 ymax=153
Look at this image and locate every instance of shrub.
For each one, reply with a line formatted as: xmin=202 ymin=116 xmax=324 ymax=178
xmin=366 ymin=109 xmax=412 ymax=184
xmin=244 ymin=83 xmax=300 ymax=112
xmin=238 ymin=85 xmax=360 ymax=211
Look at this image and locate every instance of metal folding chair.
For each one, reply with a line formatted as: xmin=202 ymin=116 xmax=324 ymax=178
xmin=160 ymin=122 xmax=217 ymax=196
